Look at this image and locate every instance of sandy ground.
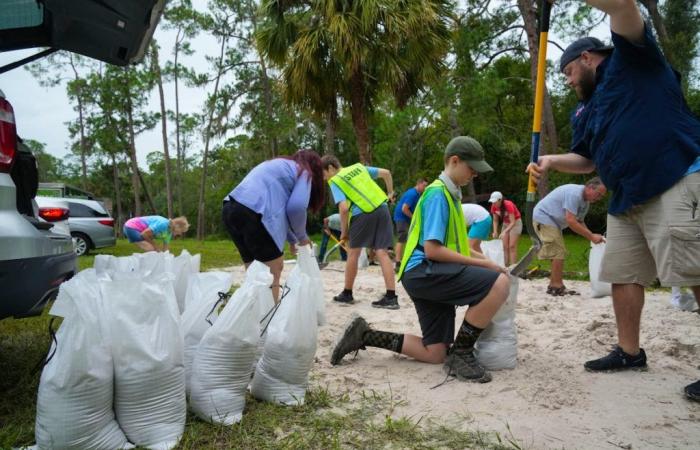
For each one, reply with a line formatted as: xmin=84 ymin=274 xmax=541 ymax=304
xmin=223 ymin=261 xmax=700 ymax=450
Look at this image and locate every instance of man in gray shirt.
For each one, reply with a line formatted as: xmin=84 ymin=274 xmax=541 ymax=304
xmin=533 ymin=177 xmax=606 ymax=295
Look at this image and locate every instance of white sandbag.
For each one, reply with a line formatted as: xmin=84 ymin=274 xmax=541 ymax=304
xmin=670 ymin=287 xmax=697 ymax=311
xmin=93 ymin=252 xmax=175 ymax=281
xmin=189 ymin=261 xmax=274 ymax=425
xmin=589 ymin=242 xmax=612 ymax=298
xmin=474 ymin=276 xmax=518 ymax=370
xmin=481 ymin=239 xmax=505 ymax=267
xmin=250 ymin=263 xmax=318 ymax=405
xmin=172 ymin=250 xmax=201 ymax=313
xmin=296 ymin=245 xmax=326 ymax=326
xmin=103 ymin=273 xmax=186 ymax=450
xmin=181 ymin=271 xmax=235 ymax=395
xmin=358 ymin=248 xmax=369 ymax=269
xmin=35 ymin=270 xmax=131 ymax=450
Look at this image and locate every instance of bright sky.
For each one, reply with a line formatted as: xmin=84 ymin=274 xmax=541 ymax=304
xmin=0 ymin=2 xmax=611 ymax=171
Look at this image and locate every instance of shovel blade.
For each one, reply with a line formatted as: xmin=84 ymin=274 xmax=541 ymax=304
xmin=509 ymin=246 xmax=537 ymax=276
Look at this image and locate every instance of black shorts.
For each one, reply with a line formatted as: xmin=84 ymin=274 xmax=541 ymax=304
xmin=348 ymin=204 xmax=393 ymax=250
xmin=401 ymin=260 xmax=500 ymax=346
xmin=395 ymin=221 xmax=409 ymax=243
xmin=222 ymin=199 xmax=282 ymax=263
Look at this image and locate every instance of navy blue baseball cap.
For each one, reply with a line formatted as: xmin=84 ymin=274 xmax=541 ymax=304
xmin=559 ymin=37 xmax=613 ymax=72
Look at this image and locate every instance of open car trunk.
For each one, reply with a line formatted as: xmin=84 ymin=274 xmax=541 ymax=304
xmin=0 ymin=0 xmax=165 ymax=67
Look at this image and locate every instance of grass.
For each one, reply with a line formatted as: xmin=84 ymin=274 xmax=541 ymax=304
xmin=1 ymin=236 xmax=528 ymax=450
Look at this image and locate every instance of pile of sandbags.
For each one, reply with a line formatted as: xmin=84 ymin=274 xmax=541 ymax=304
xmin=474 ymin=275 xmax=518 ymax=370
xmin=35 ymin=246 xmax=325 ymax=445
xmin=35 ymin=250 xmax=199 ymax=450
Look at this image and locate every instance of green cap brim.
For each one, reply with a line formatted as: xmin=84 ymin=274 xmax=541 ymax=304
xmin=467 ymin=159 xmax=494 ymax=173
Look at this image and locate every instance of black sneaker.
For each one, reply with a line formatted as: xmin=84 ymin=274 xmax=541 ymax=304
xmin=685 ymin=380 xmax=700 ymax=402
xmin=371 ymin=294 xmax=399 ymax=310
xmin=330 ymin=313 xmax=369 ymax=365
xmin=333 ymin=291 xmax=355 ymax=304
xmin=443 ymin=348 xmax=492 ymax=383
xmin=584 ymin=346 xmax=647 ymax=372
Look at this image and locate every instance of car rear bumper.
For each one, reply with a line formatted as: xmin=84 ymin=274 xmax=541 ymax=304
xmin=0 ymin=251 xmax=77 ymax=319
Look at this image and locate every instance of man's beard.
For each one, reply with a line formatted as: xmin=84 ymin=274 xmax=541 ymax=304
xmin=576 ymin=66 xmax=597 ymax=101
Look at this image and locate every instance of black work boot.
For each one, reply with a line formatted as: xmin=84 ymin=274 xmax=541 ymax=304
xmin=443 ymin=347 xmax=492 ymax=383
xmin=584 ymin=346 xmax=647 ymax=372
xmin=330 ymin=314 xmax=370 ymax=365
xmin=684 ymin=380 xmax=700 ymax=402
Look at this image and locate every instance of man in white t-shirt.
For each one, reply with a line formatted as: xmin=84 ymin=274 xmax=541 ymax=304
xmin=461 ymin=203 xmax=492 ymax=254
xmin=533 ymin=177 xmax=606 ymax=296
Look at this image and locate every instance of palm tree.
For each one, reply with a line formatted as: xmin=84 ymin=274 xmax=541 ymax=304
xmin=257 ymin=0 xmax=453 ymax=163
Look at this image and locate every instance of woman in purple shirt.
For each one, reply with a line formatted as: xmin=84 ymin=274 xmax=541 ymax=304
xmin=222 ymin=149 xmax=326 ymax=300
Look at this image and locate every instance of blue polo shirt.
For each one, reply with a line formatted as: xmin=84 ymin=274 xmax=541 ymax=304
xmin=570 ymin=25 xmax=700 ymax=215
xmin=393 ymin=187 xmax=420 ymax=223
xmin=405 ymin=188 xmax=450 ymax=272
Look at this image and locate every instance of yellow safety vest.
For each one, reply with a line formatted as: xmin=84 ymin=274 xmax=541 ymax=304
xmin=329 ymin=163 xmax=388 ymax=213
xmin=397 ymin=179 xmax=470 ymax=279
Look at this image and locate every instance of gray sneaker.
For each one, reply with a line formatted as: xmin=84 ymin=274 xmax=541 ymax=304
xmin=330 ymin=313 xmax=369 ymax=366
xmin=443 ymin=348 xmax=492 ymax=383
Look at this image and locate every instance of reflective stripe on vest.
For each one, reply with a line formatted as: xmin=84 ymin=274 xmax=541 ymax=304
xmin=329 ymin=163 xmax=388 ymax=213
xmin=397 ymin=179 xmax=470 ymax=279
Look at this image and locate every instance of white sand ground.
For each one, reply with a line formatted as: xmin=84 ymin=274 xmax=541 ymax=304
xmin=223 ymin=262 xmax=700 ymax=450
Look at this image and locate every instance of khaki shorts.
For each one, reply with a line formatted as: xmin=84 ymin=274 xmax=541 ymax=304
xmin=534 ymin=221 xmax=567 ymax=260
xmin=601 ymin=171 xmax=700 ymax=287
xmin=505 ymin=218 xmax=523 ymax=238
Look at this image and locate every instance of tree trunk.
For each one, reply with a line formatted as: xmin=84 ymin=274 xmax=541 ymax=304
xmin=259 ymin=49 xmax=279 ymax=158
xmin=324 ymin=98 xmax=338 ymax=154
xmin=518 ymin=0 xmax=557 ymax=197
xmin=137 ymin=168 xmax=157 ymax=214
xmin=152 ymin=43 xmax=174 ymax=218
xmin=196 ymin=37 xmax=227 ymax=240
xmin=349 ymin=68 xmax=372 ymax=164
xmin=174 ymin=28 xmax=184 ymax=215
xmin=69 ymin=56 xmax=89 ymax=189
xmin=125 ymin=84 xmax=142 ymax=216
xmin=639 ymin=0 xmax=672 ymax=60
xmin=111 ymin=153 xmax=123 ymax=235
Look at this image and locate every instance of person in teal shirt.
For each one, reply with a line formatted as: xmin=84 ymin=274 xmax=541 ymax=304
xmin=123 ymin=215 xmax=189 ymax=252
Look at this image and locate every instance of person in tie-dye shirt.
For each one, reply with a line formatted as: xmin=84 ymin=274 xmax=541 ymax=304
xmin=123 ymin=215 xmax=190 ymax=252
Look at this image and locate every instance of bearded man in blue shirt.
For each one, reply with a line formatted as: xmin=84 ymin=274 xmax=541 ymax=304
xmin=528 ymin=0 xmax=700 ymax=402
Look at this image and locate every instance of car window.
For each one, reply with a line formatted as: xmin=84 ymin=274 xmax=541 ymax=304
xmin=0 ymin=1 xmax=43 ymax=29
xmin=68 ymin=202 xmax=108 ymax=218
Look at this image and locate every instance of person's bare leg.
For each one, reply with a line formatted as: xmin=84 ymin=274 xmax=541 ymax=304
xmin=612 ymin=283 xmax=645 ymax=355
xmin=135 ymin=241 xmax=156 ymax=252
xmin=550 ymin=259 xmax=564 ymax=288
xmin=465 ymin=273 xmax=510 ymax=328
xmin=469 ymin=238 xmax=483 ymax=254
xmin=394 ymin=242 xmax=404 ymax=264
xmin=509 ymin=233 xmax=519 ymax=267
xmin=401 ymin=336 xmax=448 ymax=363
xmin=344 ymin=247 xmax=361 ymax=290
xmin=375 ymin=249 xmax=395 ymax=290
xmin=502 ymin=234 xmax=511 ymax=265
xmin=263 ymin=256 xmax=284 ymax=302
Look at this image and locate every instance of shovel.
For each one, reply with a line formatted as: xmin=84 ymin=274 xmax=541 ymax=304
xmin=318 ymin=229 xmax=348 ymax=269
xmin=510 ymin=0 xmax=552 ymax=276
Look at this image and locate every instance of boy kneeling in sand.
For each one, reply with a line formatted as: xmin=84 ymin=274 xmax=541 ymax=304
xmin=330 ymin=136 xmax=510 ymax=382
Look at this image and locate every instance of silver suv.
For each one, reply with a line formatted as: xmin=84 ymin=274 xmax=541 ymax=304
xmin=65 ymin=198 xmax=116 ymax=256
xmin=0 ymin=0 xmax=165 ymax=319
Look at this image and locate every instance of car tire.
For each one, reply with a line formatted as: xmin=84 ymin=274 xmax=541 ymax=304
xmin=71 ymin=232 xmax=92 ymax=256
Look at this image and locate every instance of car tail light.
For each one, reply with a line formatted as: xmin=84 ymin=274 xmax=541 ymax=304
xmin=98 ymin=219 xmax=115 ymax=227
xmin=0 ymin=97 xmax=17 ymax=173
xmin=39 ymin=207 xmax=69 ymax=222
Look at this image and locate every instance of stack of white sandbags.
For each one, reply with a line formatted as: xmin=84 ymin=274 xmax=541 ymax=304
xmin=35 ymin=250 xmax=199 ymax=450
xmin=35 ymin=270 xmax=131 ymax=450
xmin=474 ymin=275 xmax=519 ymax=370
xmin=189 ymin=261 xmax=274 ymax=424
xmin=250 ymin=246 xmax=320 ymax=405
